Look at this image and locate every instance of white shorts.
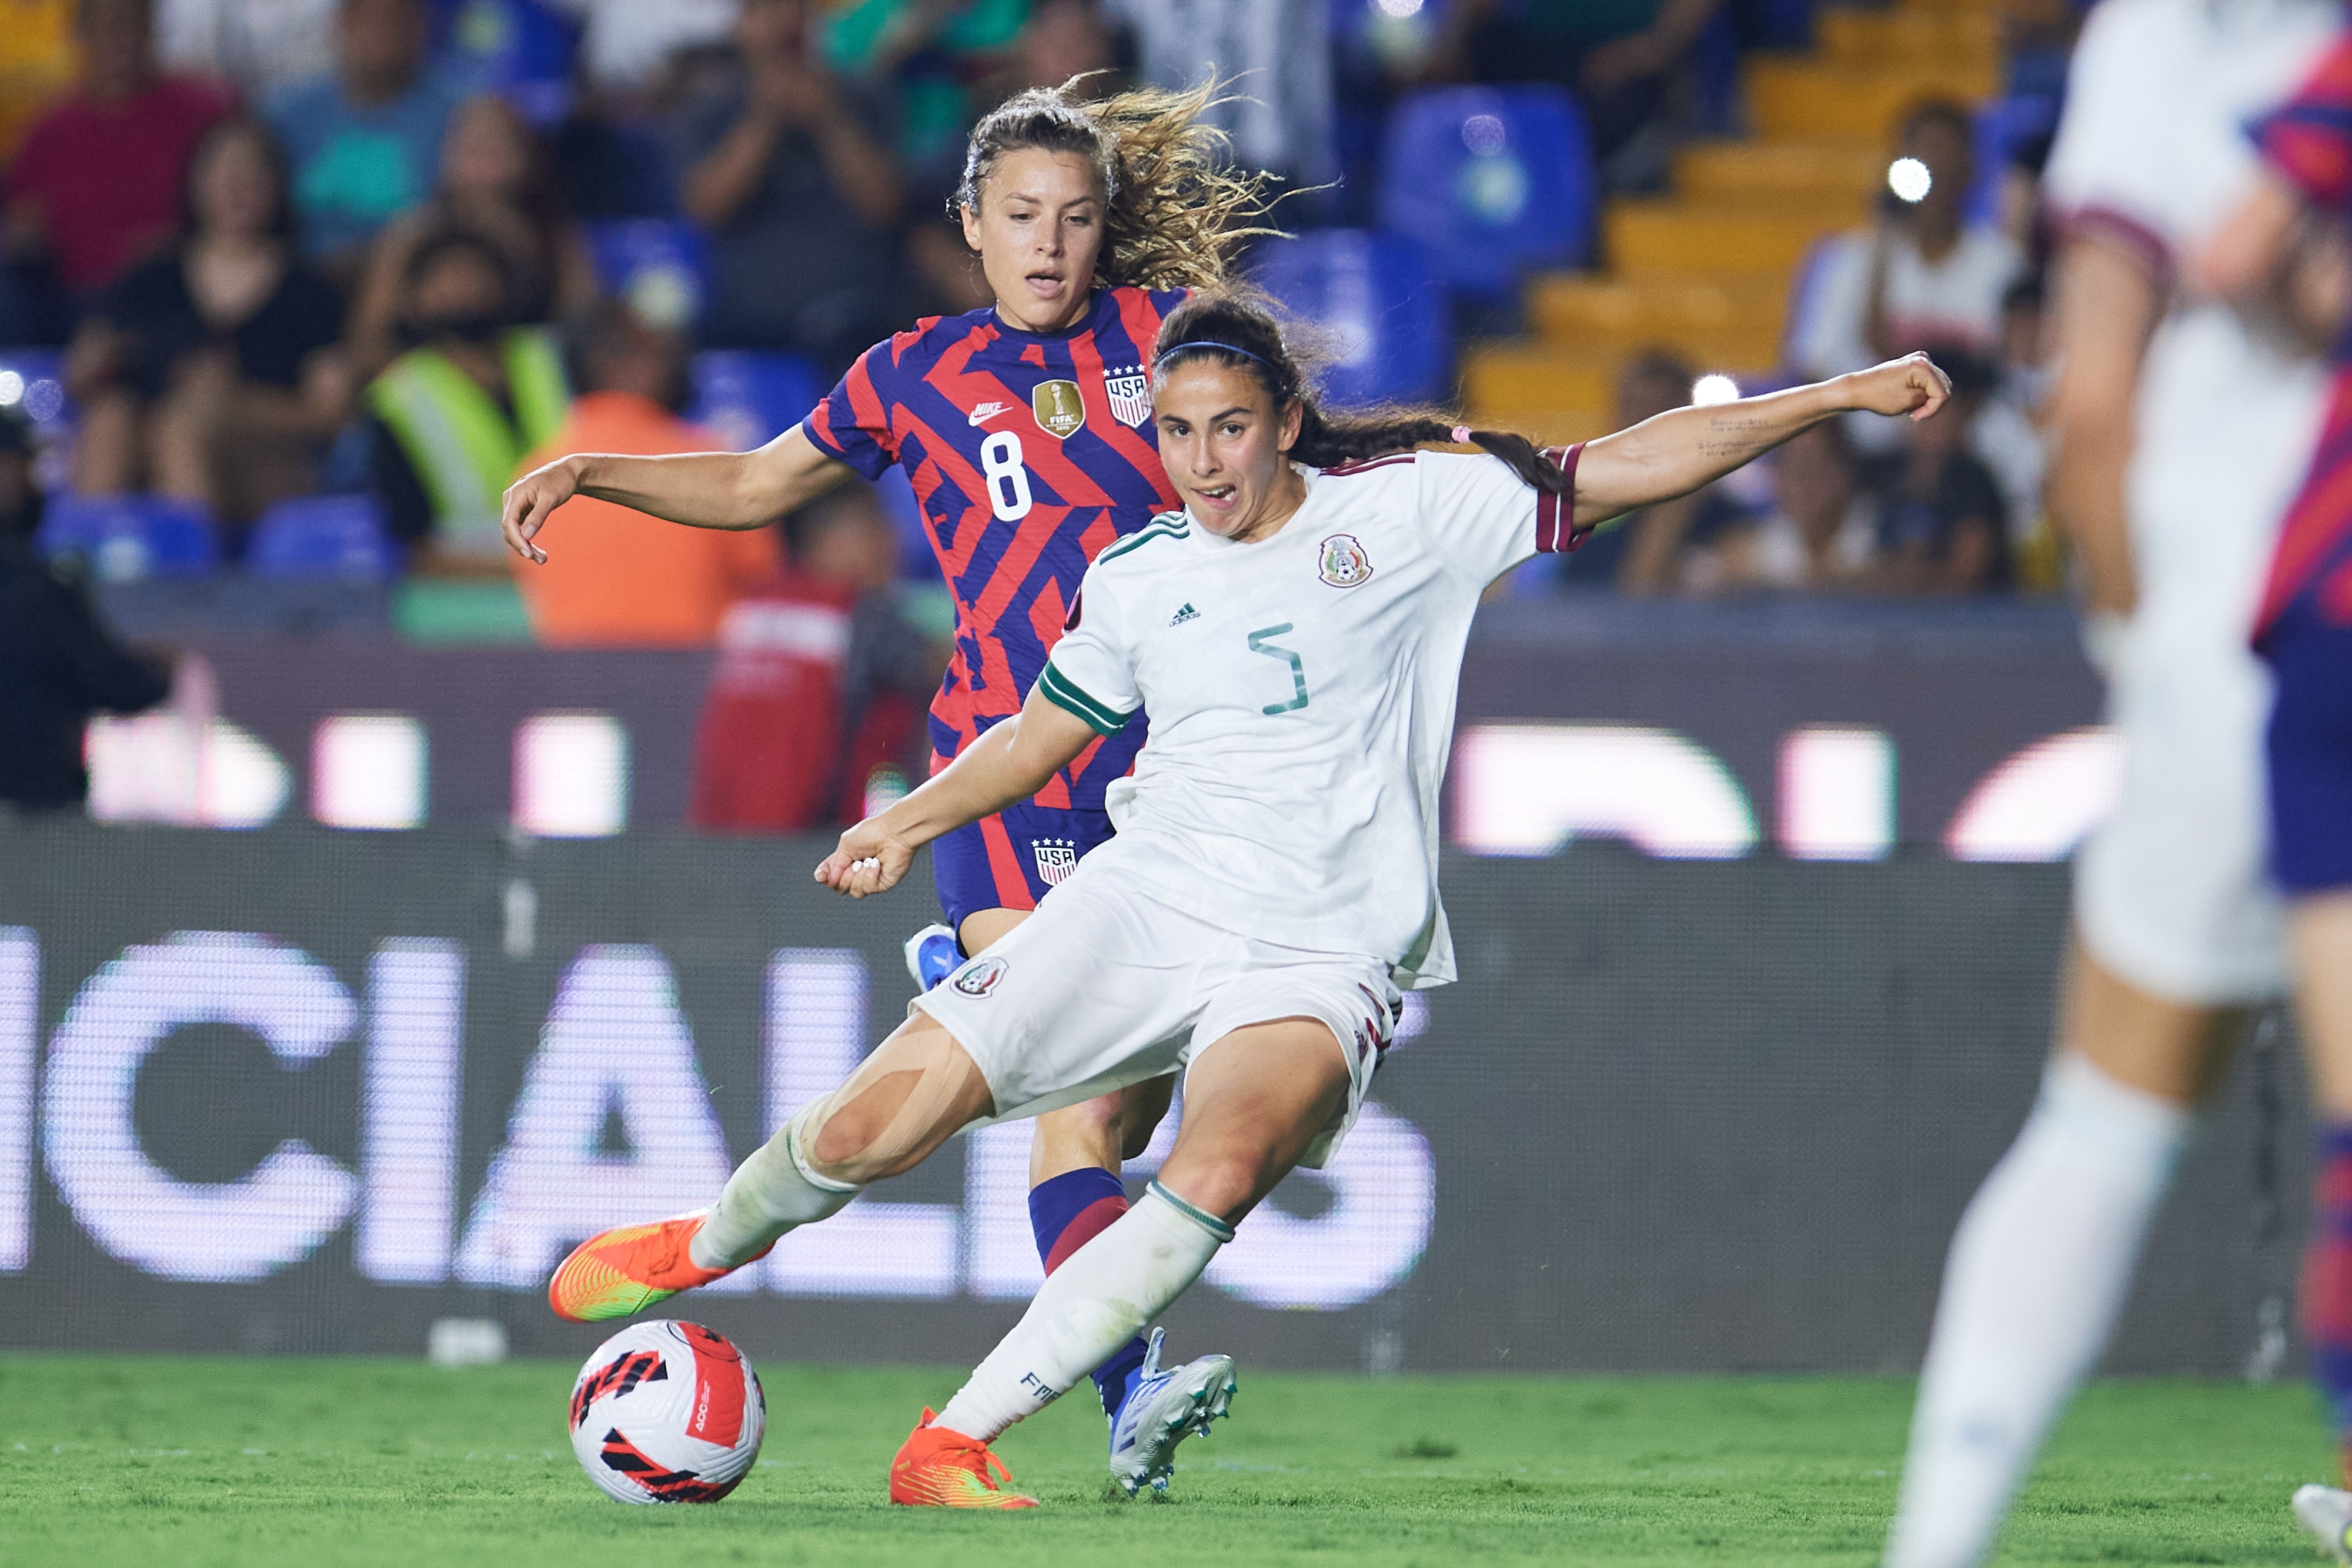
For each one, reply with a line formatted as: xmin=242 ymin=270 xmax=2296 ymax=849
xmin=2074 ymin=547 xmax=2286 ymax=1006
xmin=908 ymin=867 xmax=1401 ymax=1169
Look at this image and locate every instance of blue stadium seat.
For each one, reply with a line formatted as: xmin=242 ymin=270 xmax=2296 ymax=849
xmin=587 ymin=220 xmax=711 ymax=330
xmin=1251 ymin=229 xmax=1450 ymax=406
xmin=685 ymin=350 xmax=825 ymax=452
xmin=1969 ymin=95 xmax=2062 ymax=228
xmin=1378 ymin=86 xmax=1595 ymax=296
xmin=246 ymin=494 xmax=399 ymax=581
xmin=37 ymin=494 xmax=217 ymax=581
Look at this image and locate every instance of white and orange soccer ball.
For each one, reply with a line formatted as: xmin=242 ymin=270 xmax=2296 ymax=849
xmin=567 ymin=1320 xmax=766 ymax=1504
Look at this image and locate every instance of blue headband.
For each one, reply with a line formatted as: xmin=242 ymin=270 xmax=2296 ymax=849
xmin=1152 ymin=340 xmax=1276 ymax=373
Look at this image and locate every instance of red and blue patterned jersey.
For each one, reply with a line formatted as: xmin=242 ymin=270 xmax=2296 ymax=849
xmin=802 ymin=285 xmax=1184 ymax=808
xmin=2253 ymin=33 xmax=2352 ymax=635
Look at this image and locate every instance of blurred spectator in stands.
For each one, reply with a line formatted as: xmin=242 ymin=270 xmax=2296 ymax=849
xmin=3 ymin=0 xmax=235 ymax=307
xmin=672 ymin=0 xmax=909 ymax=369
xmin=1433 ymin=0 xmax=1720 ymax=190
xmin=1585 ymin=351 xmax=1745 ymax=594
xmin=1977 ymin=275 xmax=2056 ymax=589
xmin=547 ymin=0 xmax=733 ymax=101
xmin=349 ymin=94 xmax=598 ymax=376
xmin=66 ymin=118 xmax=349 ymax=539
xmin=1103 ymin=0 xmax=1335 ymax=193
xmin=159 ymin=0 xmax=338 ymax=97
xmin=360 ymin=227 xmax=568 ymax=570
xmin=904 ymin=0 xmax=1120 ymax=316
xmin=1791 ymin=99 xmax=2023 ymax=456
xmin=1867 ymin=345 xmax=2008 ymax=594
xmin=512 ymin=297 xmax=777 ymax=645
xmin=689 ymin=480 xmax=944 ymax=832
xmin=820 ymin=0 xmax=1028 ymax=188
xmin=0 ymin=407 xmax=173 ymax=813
xmin=1683 ymin=419 xmax=1876 ymax=594
xmin=265 ymin=0 xmax=467 ymax=279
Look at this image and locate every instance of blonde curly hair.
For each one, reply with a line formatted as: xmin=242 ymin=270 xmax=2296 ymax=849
xmin=951 ymin=78 xmax=1286 ymax=292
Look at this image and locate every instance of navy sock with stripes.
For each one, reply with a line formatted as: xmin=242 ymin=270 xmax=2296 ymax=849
xmin=1028 ymin=1166 xmax=1152 ymax=1419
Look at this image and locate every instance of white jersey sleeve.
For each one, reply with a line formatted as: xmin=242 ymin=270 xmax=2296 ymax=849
xmin=2042 ymin=0 xmax=2194 ymax=271
xmin=1038 ymin=535 xmax=1149 ymax=735
xmin=1408 ymin=445 xmax=1585 ymax=588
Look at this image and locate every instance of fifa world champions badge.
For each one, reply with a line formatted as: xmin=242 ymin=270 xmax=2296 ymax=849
xmin=1104 ymin=367 xmax=1152 ymax=427
xmin=1318 ymin=534 xmax=1374 ymax=589
xmin=1032 ymin=379 xmax=1087 ymax=439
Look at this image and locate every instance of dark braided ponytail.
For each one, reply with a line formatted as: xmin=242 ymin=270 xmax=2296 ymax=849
xmin=1151 ymin=289 xmax=1573 ymax=499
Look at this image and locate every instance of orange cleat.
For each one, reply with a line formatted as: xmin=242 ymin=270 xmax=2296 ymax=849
xmin=888 ymin=1409 xmax=1040 ymax=1509
xmin=546 ymin=1211 xmax=770 ymax=1323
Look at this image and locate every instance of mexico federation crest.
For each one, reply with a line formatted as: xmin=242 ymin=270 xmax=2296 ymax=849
xmin=953 ymin=955 xmax=1009 ymax=998
xmin=1318 ymin=533 xmax=1373 ymax=589
xmin=1031 ymin=379 xmax=1086 ymax=439
xmin=1033 ymin=838 xmax=1078 ymax=885
xmin=1104 ymin=367 xmax=1151 ymax=427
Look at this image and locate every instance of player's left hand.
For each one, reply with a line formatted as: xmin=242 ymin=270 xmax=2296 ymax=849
xmin=1844 ymin=352 xmax=1953 ymax=422
xmin=815 ymin=818 xmax=913 ymax=898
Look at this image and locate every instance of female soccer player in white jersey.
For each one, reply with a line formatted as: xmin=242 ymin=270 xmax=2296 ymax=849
xmin=544 ymin=290 xmax=1950 ymax=1507
xmin=509 ymin=79 xmax=1281 ymax=1473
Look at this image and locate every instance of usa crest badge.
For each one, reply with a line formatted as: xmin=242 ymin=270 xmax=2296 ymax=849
xmin=1031 ymin=379 xmax=1086 ymax=439
xmin=1318 ymin=533 xmax=1373 ymax=589
xmin=1104 ymin=367 xmax=1151 ymax=427
xmin=1033 ymin=838 xmax=1078 ymax=885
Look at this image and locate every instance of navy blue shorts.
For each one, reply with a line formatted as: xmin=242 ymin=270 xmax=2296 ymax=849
xmin=931 ymin=797 xmax=1116 ymax=937
xmin=2264 ymin=594 xmax=2352 ymax=895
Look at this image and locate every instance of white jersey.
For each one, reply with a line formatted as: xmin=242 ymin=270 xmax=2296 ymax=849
xmin=2042 ymin=0 xmax=2333 ymax=614
xmin=1038 ymin=450 xmax=1578 ymax=988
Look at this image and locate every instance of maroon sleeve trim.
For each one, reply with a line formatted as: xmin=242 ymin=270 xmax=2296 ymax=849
xmin=1534 ymin=442 xmax=1586 ymax=553
xmin=2061 ymin=203 xmax=2173 ymax=286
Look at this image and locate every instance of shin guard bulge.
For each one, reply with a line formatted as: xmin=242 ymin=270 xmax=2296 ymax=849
xmin=935 ymin=1182 xmax=1233 ymax=1442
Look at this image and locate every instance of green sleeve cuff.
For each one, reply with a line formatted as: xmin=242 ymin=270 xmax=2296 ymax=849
xmin=1037 ymin=661 xmax=1135 ymax=737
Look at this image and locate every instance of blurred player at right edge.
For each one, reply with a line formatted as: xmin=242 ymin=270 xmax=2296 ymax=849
xmin=1882 ymin=2 xmax=2337 ymax=1566
xmin=2198 ymin=28 xmax=2352 ymax=1559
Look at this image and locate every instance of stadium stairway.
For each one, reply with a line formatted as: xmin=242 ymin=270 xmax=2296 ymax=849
xmin=1463 ymin=0 xmax=2010 ymax=443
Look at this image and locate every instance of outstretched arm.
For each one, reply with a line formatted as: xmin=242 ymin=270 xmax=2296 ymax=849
xmin=1571 ymin=352 xmax=1950 ymax=527
xmin=814 ymin=684 xmax=1099 ymax=898
xmin=500 ymin=424 xmax=854 ymax=564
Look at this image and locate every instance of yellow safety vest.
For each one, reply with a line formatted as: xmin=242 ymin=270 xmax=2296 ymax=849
xmin=367 ymin=329 xmax=568 ymax=555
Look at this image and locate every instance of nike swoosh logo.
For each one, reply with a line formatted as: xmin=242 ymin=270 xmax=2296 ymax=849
xmin=968 ymin=403 xmax=1010 ymax=426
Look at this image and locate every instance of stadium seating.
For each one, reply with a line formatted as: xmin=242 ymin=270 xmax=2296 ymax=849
xmin=36 ymin=493 xmax=217 ymax=581
xmin=1251 ymin=230 xmax=1450 ymax=406
xmin=246 ymin=495 xmax=400 ymax=581
xmin=1377 ymin=86 xmax=1596 ymax=296
xmin=1467 ymin=0 xmax=2004 ymax=442
xmin=587 ymin=219 xmax=712 ymax=332
xmin=686 ymin=350 xmax=825 ymax=452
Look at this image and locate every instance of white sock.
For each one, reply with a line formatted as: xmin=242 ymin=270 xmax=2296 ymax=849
xmin=933 ymin=1181 xmax=1232 ymax=1442
xmin=689 ymin=1106 xmax=860 ymax=1270
xmin=1883 ymin=1052 xmax=2190 ymax=1568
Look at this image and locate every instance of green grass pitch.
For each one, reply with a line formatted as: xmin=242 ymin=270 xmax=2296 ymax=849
xmin=0 ymin=1354 xmax=2338 ymax=1566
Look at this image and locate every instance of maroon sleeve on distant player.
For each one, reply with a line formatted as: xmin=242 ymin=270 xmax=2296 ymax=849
xmin=1534 ymin=442 xmax=1587 ymax=553
xmin=2062 ymin=203 xmax=2173 ymax=286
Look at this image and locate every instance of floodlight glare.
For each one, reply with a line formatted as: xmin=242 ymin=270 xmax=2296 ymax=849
xmin=1887 ymin=157 xmax=1933 ymax=203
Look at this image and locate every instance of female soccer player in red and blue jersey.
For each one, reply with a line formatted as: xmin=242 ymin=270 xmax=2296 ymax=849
xmin=500 ymin=79 xmax=1275 ymax=1486
xmin=2198 ymin=34 xmax=2352 ymax=1550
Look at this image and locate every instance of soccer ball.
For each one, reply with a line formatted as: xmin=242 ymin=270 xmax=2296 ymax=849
xmin=567 ymin=1319 xmax=766 ymax=1503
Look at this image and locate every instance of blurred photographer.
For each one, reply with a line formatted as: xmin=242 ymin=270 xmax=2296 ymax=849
xmin=0 ymin=409 xmax=173 ymax=813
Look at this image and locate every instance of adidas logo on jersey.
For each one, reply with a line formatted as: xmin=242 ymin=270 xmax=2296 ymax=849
xmin=1168 ymin=603 xmax=1200 ymax=626
xmin=967 ymin=402 xmax=1010 ymax=426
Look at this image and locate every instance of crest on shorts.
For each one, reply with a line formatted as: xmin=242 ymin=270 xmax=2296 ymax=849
xmin=1033 ymin=838 xmax=1078 ymax=886
xmin=1031 ymin=379 xmax=1086 ymax=439
xmin=1104 ymin=367 xmax=1151 ymax=427
xmin=953 ymin=956 xmax=1008 ymax=998
xmin=1318 ymin=533 xmax=1373 ymax=589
